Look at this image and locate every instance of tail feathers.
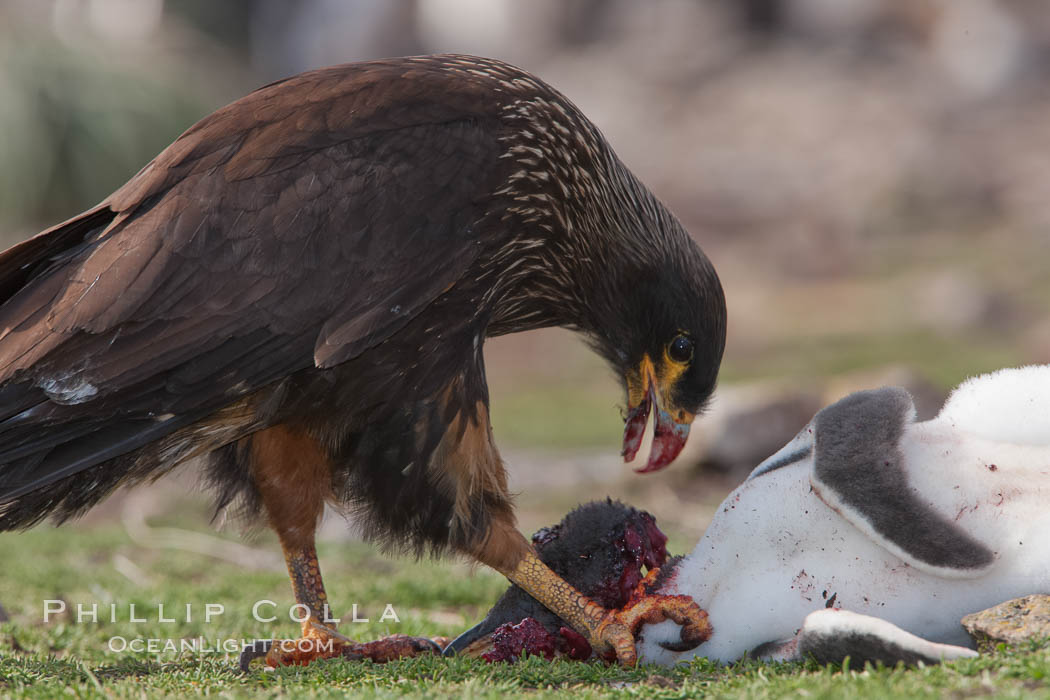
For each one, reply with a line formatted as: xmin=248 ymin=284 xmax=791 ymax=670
xmin=0 ymin=409 xmax=210 ymax=530
xmin=0 ymin=383 xmax=52 ymax=446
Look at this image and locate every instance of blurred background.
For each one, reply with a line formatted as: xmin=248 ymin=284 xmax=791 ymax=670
xmin=1 ymin=0 xmax=1048 ymax=547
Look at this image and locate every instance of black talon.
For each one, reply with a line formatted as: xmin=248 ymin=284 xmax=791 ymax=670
xmin=238 ymin=639 xmax=273 ymax=672
xmin=657 ymin=614 xmax=709 ymax=652
xmin=412 ymin=637 xmax=443 ymax=655
xmin=658 ymin=636 xmax=702 ymax=652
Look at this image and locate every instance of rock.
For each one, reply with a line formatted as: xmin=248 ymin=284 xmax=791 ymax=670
xmin=962 ymin=595 xmax=1050 ymax=652
xmin=915 ymin=271 xmax=1029 ymax=335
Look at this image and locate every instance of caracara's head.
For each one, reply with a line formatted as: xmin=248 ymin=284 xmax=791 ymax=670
xmin=468 ymin=54 xmax=727 ymax=472
xmin=578 ymin=196 xmax=727 ymax=474
xmin=611 ymin=242 xmax=724 ymax=473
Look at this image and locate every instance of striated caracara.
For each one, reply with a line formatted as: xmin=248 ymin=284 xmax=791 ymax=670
xmin=0 ymin=55 xmax=725 ymax=667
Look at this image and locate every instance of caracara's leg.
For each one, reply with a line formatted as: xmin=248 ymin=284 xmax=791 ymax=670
xmin=238 ymin=425 xmax=439 ymax=670
xmin=441 ymin=405 xmax=710 ymax=665
xmin=469 ymin=514 xmax=710 ymax=666
xmin=236 ymin=424 xmax=345 ymax=669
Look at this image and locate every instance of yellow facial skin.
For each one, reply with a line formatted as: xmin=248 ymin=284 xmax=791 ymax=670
xmin=622 ymin=342 xmax=698 ymax=472
xmin=625 ymin=353 xmax=696 ymax=426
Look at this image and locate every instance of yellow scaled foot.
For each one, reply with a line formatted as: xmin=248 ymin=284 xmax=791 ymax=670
xmin=239 ymin=621 xmax=441 ymax=670
xmin=593 ymin=593 xmax=712 ymax=664
xmin=505 ymin=550 xmax=711 ymax=666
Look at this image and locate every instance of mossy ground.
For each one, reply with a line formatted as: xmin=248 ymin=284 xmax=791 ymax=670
xmin=1 ymin=517 xmax=1048 ymax=698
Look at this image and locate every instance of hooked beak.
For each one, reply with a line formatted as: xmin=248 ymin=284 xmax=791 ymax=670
xmin=622 ymin=358 xmax=694 ymax=473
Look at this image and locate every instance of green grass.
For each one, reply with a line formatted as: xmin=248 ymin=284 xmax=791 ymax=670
xmin=1 ymin=516 xmax=1049 ymax=697
xmin=720 ymin=328 xmax=1025 ymax=390
xmin=489 ymin=382 xmax=622 ymax=450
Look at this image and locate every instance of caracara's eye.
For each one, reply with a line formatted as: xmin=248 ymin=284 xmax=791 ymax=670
xmin=668 ymin=334 xmax=694 ymax=363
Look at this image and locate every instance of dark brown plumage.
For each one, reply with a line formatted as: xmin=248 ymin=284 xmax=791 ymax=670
xmin=0 ymin=54 xmax=725 ymax=666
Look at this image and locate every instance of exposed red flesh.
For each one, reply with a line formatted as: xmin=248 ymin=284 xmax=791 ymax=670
xmin=558 ymin=626 xmax=593 ymax=660
xmin=482 ymin=617 xmax=557 ymax=662
xmin=589 ymin=515 xmax=670 ymax=609
xmin=640 ymin=513 xmax=669 ymax=570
